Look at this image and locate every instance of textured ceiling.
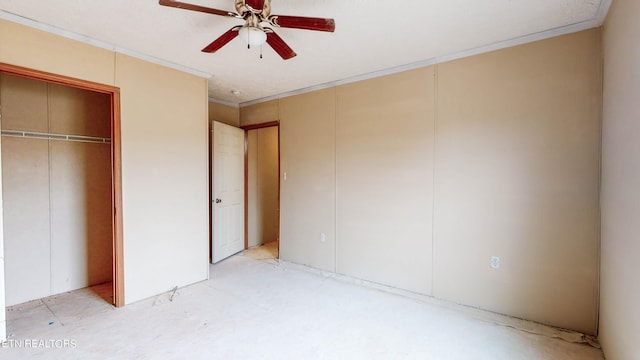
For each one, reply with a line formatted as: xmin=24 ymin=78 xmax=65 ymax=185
xmin=0 ymin=0 xmax=609 ymax=105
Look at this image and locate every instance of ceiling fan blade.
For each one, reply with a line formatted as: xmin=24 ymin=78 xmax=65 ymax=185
xmin=202 ymin=27 xmax=241 ymax=53
xmin=159 ymin=0 xmax=235 ymax=17
xmin=245 ymin=0 xmax=266 ymax=11
xmin=266 ymin=31 xmax=297 ymax=60
xmin=268 ymin=15 xmax=335 ymax=32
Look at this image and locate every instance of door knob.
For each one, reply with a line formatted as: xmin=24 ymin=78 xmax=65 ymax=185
xmin=215 ymin=198 xmax=222 ymax=203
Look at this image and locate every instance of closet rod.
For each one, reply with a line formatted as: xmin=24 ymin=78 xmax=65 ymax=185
xmin=1 ymin=130 xmax=111 ymax=144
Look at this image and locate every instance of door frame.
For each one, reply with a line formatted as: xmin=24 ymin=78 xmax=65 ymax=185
xmin=0 ymin=63 xmax=124 ymax=307
xmin=241 ymin=121 xmax=280 ymax=251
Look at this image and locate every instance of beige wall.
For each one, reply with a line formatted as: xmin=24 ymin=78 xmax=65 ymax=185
xmin=435 ymin=31 xmax=601 ymax=334
xmin=0 ymin=107 xmax=4 ymax=341
xmin=0 ymin=20 xmax=114 ymax=85
xmin=0 ymin=18 xmax=209 ymax=305
xmin=0 ymin=71 xmax=50 ymax=311
xmin=115 ymin=54 xmax=209 ymax=302
xmin=600 ymin=0 xmax=640 ymax=358
xmin=247 ymin=126 xmax=279 ymax=248
xmin=209 ymin=102 xmax=239 ymax=127
xmin=1 ymin=74 xmax=112 ymax=306
xmin=279 ymin=89 xmax=336 ymax=271
xmin=247 ymin=130 xmax=258 ymax=246
xmin=1 ymin=137 xmax=51 ymax=304
xmin=336 ymin=67 xmax=435 ymax=295
xmin=241 ymin=29 xmax=602 ymax=334
xmin=50 ymin=141 xmax=113 ymax=292
xmin=241 ymin=100 xmax=279 ymax=126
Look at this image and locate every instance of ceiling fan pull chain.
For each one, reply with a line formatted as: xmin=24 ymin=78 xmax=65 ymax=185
xmin=260 ymin=44 xmax=263 ymax=59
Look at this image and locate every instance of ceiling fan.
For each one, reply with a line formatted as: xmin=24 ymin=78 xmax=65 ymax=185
xmin=159 ymin=0 xmax=336 ymax=60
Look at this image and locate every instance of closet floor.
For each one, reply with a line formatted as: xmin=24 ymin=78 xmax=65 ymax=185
xmin=2 ymin=256 xmax=603 ymax=359
xmin=243 ymin=240 xmax=279 ymax=260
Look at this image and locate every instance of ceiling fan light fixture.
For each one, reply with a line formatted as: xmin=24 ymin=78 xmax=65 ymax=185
xmin=239 ymin=26 xmax=267 ymax=47
xmin=160 ymin=0 xmax=335 ymax=59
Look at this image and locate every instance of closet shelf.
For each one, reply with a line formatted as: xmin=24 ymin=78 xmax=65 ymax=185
xmin=1 ymin=130 xmax=111 ymax=144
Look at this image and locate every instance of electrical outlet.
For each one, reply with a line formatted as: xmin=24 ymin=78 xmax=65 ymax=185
xmin=491 ymin=256 xmax=500 ymax=269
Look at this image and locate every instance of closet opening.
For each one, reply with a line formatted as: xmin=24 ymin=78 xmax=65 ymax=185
xmin=0 ymin=63 xmax=123 ymax=308
xmin=242 ymin=121 xmax=280 ymax=261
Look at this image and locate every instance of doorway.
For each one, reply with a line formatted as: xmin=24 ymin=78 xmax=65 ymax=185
xmin=0 ymin=63 xmax=124 ymax=312
xmin=243 ymin=122 xmax=280 ymax=260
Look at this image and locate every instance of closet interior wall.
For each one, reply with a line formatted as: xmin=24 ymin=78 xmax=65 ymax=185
xmin=0 ymin=73 xmax=113 ymax=306
xmin=247 ymin=126 xmax=279 ymax=248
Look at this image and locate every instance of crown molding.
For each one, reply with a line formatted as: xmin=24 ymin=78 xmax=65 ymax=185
xmin=239 ymin=0 xmax=611 ymax=108
xmin=208 ymin=97 xmax=240 ymax=108
xmin=1 ymin=0 xmax=611 ymax=109
xmin=0 ymin=10 xmax=212 ymax=79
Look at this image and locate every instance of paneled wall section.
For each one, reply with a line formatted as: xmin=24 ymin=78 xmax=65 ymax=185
xmin=240 ymin=29 xmax=602 ymax=335
xmin=599 ymin=0 xmax=640 ymax=358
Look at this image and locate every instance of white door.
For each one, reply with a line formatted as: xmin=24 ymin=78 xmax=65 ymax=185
xmin=212 ymin=121 xmax=245 ymax=263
